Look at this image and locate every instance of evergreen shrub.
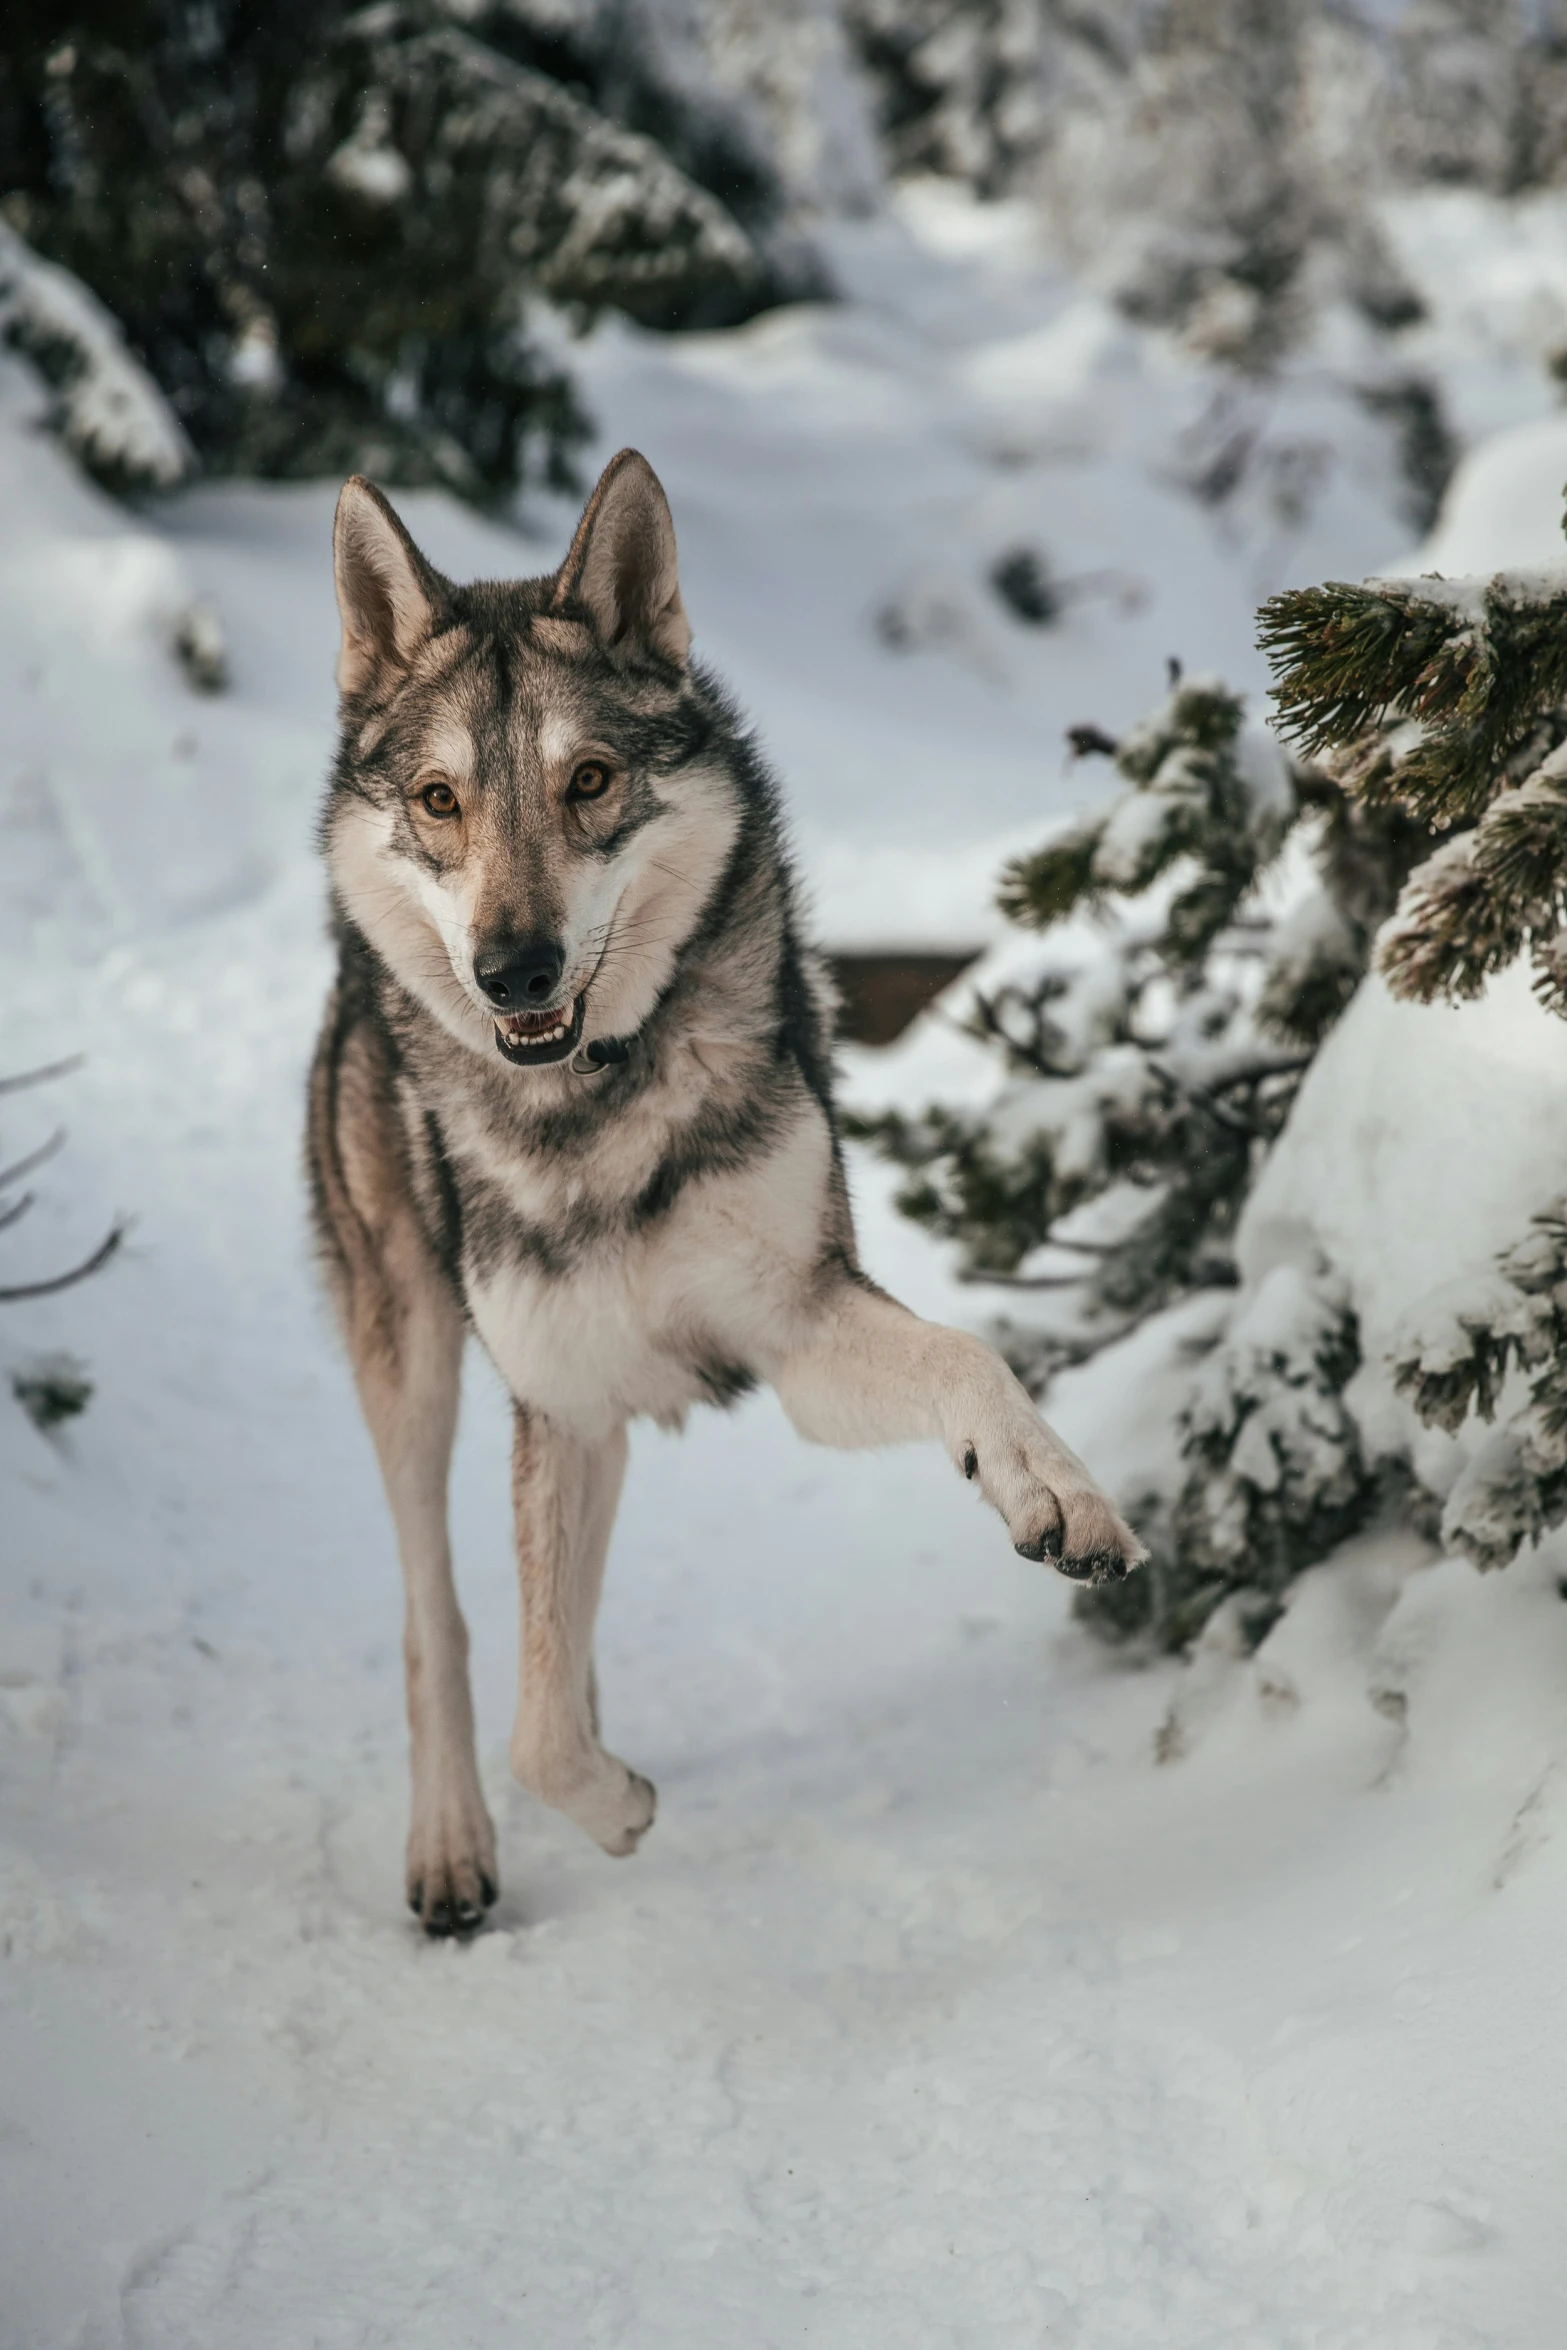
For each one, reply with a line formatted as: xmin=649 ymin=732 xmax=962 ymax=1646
xmin=848 ymin=661 xmax=1431 ymax=1648
xmin=0 ymin=1 xmax=798 ymax=496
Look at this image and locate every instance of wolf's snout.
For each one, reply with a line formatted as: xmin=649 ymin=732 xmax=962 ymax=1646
xmin=475 ymin=937 xmax=565 ymax=1008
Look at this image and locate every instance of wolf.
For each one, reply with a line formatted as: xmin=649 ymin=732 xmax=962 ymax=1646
xmin=307 ymin=448 xmax=1144 ymax=1933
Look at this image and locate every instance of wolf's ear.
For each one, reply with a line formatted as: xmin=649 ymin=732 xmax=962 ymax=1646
xmin=333 ymin=477 xmax=447 ymax=697
xmin=551 ymin=449 xmax=690 ymax=667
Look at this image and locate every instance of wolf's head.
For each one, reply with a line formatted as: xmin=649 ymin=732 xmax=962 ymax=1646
xmin=325 ymin=450 xmax=751 ymax=1071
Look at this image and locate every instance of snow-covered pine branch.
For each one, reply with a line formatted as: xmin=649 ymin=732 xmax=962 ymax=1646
xmin=850 ymin=668 xmax=1427 ymax=1390
xmin=1261 ymin=533 xmax=1567 ymax=1015
xmin=0 ymin=224 xmax=191 ymax=495
xmin=1146 ymin=1260 xmax=1367 ymax=1652
xmin=340 ymin=25 xmax=763 ymax=324
xmin=849 ymin=657 xmax=1449 ymax=1652
xmin=998 ymin=675 xmax=1293 ymax=961
xmin=1390 ymin=1205 xmax=1567 ymax=1576
xmin=2 ymin=0 xmax=807 ymax=499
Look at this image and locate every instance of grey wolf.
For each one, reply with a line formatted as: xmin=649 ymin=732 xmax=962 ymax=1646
xmin=307 ymin=449 xmax=1144 ymax=1933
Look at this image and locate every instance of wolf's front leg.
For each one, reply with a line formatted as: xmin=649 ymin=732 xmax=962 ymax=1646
xmin=509 ymin=1409 xmax=656 ymax=1856
xmin=770 ymin=1278 xmax=1144 ymax=1581
xmin=309 ymin=1014 xmax=497 ymax=1934
xmin=377 ymin=1295 xmax=500 ymax=1932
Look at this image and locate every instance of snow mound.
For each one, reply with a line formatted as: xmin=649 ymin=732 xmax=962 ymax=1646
xmin=1388 ymin=410 xmax=1567 ymax=577
xmin=1241 ymin=962 xmax=1567 ymax=1496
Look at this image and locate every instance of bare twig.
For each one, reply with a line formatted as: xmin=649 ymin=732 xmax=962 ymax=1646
xmin=957 ymin=992 xmax=1073 ymax=1079
xmin=1204 ymin=1052 xmax=1313 ymax=1092
xmin=0 ymin=1219 xmax=126 ymax=1304
xmin=0 ymin=1057 xmax=84 ymax=1097
xmin=957 ymin=1267 xmax=1087 ymax=1291
xmin=1146 ymin=1054 xmax=1308 ymax=1137
xmin=0 ymin=1127 xmax=66 ymax=1191
xmin=0 ymin=1060 xmax=125 ymax=1305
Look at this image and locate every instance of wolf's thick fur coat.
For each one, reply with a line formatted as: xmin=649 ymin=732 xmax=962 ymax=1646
xmin=307 ymin=450 xmax=1144 ymax=1932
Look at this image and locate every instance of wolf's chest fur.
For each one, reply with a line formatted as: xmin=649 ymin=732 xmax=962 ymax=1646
xmin=409 ymin=1027 xmax=836 ymax=1441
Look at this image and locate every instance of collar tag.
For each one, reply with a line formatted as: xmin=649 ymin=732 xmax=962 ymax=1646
xmin=568 ymin=1036 xmax=630 ymax=1076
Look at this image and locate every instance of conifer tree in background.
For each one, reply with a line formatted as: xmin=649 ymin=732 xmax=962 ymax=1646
xmin=849 ymin=669 xmax=1423 ymax=1351
xmin=1259 ymin=508 xmax=1567 ymax=1584
xmin=848 ymin=662 xmax=1432 ymax=1650
xmin=860 ymin=516 xmax=1567 ymax=1647
xmin=0 ymin=1 xmax=807 ymax=497
xmin=7 ymin=3 xmax=1565 ymax=506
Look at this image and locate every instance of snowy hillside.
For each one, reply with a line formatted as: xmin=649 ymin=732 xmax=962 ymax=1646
xmin=7 ymin=187 xmax=1567 ymax=2346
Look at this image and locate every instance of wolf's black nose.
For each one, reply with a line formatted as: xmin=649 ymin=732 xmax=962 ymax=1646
xmin=475 ymin=938 xmax=565 ymax=1007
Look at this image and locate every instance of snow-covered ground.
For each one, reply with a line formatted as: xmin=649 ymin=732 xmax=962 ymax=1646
xmin=7 ymin=189 xmax=1567 ymax=2347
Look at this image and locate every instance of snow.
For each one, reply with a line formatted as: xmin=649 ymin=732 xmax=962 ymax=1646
xmin=1240 ymin=960 xmax=1567 ymax=1502
xmin=1397 ymin=410 xmax=1567 ymax=577
xmin=8 ymin=183 xmax=1567 ymax=2347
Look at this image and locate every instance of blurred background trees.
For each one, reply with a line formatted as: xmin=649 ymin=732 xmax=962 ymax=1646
xmin=7 ymin=2 xmax=1567 ymax=501
xmin=0 ymin=0 xmax=832 ymax=496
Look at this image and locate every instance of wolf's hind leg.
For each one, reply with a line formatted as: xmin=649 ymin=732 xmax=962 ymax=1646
xmin=770 ymin=1279 xmax=1144 ymax=1582
xmin=509 ymin=1410 xmax=656 ymax=1857
xmin=308 ymin=1014 xmax=496 ymax=1934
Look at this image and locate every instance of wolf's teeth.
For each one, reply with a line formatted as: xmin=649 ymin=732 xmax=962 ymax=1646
xmin=497 ymin=1009 xmax=573 ymax=1052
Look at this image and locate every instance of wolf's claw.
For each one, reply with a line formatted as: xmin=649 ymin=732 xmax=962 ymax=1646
xmin=1013 ymin=1532 xmax=1060 ymax=1563
xmin=1043 ymin=1549 xmax=1130 ymax=1585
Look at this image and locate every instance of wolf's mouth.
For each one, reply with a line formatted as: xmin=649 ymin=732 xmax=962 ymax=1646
xmin=493 ymin=994 xmax=586 ymax=1067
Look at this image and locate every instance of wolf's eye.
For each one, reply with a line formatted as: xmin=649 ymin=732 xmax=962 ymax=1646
xmin=420 ymin=780 xmax=459 ymax=818
xmin=570 ymin=761 xmax=610 ymax=800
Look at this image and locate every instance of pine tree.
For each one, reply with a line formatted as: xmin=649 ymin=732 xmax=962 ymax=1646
xmin=1381 ymin=0 xmax=1567 ymax=196
xmin=849 ymin=668 xmax=1422 ymax=1360
xmin=0 ymin=1 xmax=796 ymax=498
xmin=1390 ymin=1206 xmax=1567 ymax=1576
xmin=848 ymin=658 xmax=1436 ymax=1649
xmin=1099 ymin=1259 xmax=1370 ymax=1651
xmin=1259 ymin=548 xmax=1567 ymax=1018
xmin=1053 ymin=497 xmax=1567 ymax=1646
xmin=1260 ymin=495 xmax=1567 ymax=1584
xmin=844 ymin=0 xmax=1065 ymax=196
xmin=0 ymin=219 xmax=192 ymax=492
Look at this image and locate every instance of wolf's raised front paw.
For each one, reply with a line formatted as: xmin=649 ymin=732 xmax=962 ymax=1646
xmin=961 ymin=1424 xmax=1145 ymax=1586
xmin=406 ymin=1793 xmax=499 ymax=1936
xmin=1011 ymin=1481 xmax=1145 ymax=1585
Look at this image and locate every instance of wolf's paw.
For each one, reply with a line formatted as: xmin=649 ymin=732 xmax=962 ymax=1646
xmin=406 ymin=1792 xmax=499 ymax=1937
xmin=512 ymin=1734 xmax=657 ymax=1858
xmin=576 ymin=1761 xmax=657 ymax=1859
xmin=1011 ymin=1481 xmax=1145 ymax=1584
xmin=962 ymin=1434 xmax=1145 ymax=1585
